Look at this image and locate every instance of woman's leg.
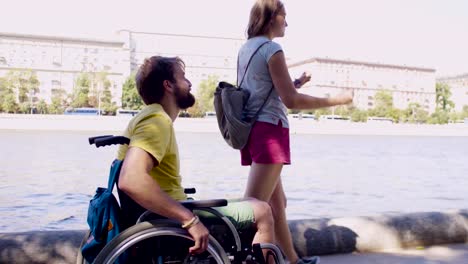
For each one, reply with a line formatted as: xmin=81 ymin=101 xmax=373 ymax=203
xmin=244 ymin=162 xmax=283 ymax=201
xmin=269 ymin=179 xmax=299 ymax=263
xmin=244 ymin=162 xmax=299 ymax=262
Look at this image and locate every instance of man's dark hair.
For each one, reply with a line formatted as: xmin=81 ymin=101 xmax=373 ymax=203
xmin=135 ymin=56 xmax=185 ymax=105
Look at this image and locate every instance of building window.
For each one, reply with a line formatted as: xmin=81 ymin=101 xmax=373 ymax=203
xmin=368 ymin=102 xmax=373 ymax=106
xmin=0 ymin=56 xmax=6 ymax=65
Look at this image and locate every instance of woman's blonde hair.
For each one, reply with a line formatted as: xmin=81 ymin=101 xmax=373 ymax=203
xmin=246 ymin=0 xmax=284 ymax=39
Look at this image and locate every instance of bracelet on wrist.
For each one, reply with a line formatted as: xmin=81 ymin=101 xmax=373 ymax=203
xmin=181 ymin=215 xmax=200 ymax=229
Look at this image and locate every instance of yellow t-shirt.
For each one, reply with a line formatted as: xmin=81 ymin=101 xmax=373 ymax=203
xmin=116 ymin=104 xmax=187 ymax=201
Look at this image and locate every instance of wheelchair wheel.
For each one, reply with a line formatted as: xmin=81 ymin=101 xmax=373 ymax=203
xmin=93 ymin=221 xmax=230 ymax=264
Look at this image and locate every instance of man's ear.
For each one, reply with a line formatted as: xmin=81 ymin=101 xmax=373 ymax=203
xmin=163 ymin=80 xmax=174 ymax=94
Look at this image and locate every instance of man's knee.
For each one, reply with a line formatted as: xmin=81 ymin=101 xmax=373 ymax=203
xmin=250 ymin=199 xmax=274 ymax=227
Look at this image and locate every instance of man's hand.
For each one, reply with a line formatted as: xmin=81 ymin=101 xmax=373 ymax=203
xmin=187 ymin=221 xmax=210 ymax=254
xmin=295 ymin=71 xmax=312 ymax=88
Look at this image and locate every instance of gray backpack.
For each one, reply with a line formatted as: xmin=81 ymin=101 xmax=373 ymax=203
xmin=214 ymin=41 xmax=273 ymax=149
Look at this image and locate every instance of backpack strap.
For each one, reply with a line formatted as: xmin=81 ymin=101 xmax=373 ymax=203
xmin=237 ymin=40 xmax=270 ymax=88
xmin=107 ymin=159 xmax=123 ymax=191
xmin=237 ymin=40 xmax=275 ymax=122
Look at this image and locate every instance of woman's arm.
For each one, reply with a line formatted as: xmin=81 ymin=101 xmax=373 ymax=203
xmin=268 ymin=51 xmax=353 ymax=109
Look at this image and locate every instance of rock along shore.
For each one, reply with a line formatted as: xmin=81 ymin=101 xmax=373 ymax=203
xmin=1 ymin=209 xmax=468 ymax=264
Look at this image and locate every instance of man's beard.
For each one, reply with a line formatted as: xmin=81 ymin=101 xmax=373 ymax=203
xmin=174 ymin=86 xmax=196 ymax=109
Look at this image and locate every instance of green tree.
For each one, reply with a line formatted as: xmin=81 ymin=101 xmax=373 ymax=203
xmin=0 ymin=76 xmax=7 ymax=112
xmin=121 ymin=74 xmax=143 ymax=110
xmin=36 ymin=99 xmax=49 ymax=114
xmin=186 ymin=100 xmax=205 ymax=117
xmin=196 ymin=75 xmax=219 ymax=114
xmin=334 ymin=105 xmax=352 ymax=117
xmin=49 ymin=88 xmax=68 ymax=114
xmin=1 ymin=70 xmax=40 ymax=113
xmin=428 ymin=110 xmax=449 ymax=124
xmin=435 ymin=82 xmax=454 ymax=112
xmin=1 ymin=93 xmax=18 ymax=113
xmin=88 ymin=72 xmax=112 ymax=109
xmin=71 ymin=73 xmax=91 ymax=108
xmin=350 ymin=108 xmax=368 ymax=122
xmin=404 ymin=103 xmax=428 ymax=123
xmin=371 ymin=90 xmax=394 ymax=117
xmin=313 ymin=108 xmax=332 ymax=119
xmin=18 ymin=102 xmax=31 ymax=114
xmin=462 ymin=105 xmax=468 ymax=118
xmin=6 ymin=70 xmax=40 ymax=103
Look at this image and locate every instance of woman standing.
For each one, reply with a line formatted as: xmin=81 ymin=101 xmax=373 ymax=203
xmin=238 ymin=1 xmax=354 ymax=263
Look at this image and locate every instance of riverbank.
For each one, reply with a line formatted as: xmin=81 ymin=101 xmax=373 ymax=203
xmin=1 ymin=209 xmax=468 ymax=263
xmin=1 ymin=113 xmax=468 ymax=136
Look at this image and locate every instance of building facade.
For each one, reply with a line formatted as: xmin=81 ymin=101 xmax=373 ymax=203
xmin=117 ymin=30 xmax=244 ymax=90
xmin=0 ymin=32 xmax=127 ymax=105
xmin=436 ymin=73 xmax=468 ymax=112
xmin=288 ymin=58 xmax=436 ymax=113
xmin=2 ymin=31 xmax=444 ymax=114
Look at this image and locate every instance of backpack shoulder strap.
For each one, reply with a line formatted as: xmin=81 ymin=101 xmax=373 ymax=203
xmin=107 ymin=159 xmax=123 ymax=191
xmin=237 ymin=40 xmax=271 ymax=87
xmin=237 ymin=41 xmax=275 ymax=122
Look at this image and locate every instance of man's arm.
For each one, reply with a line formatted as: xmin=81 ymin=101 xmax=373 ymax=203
xmin=118 ymin=146 xmax=209 ymax=254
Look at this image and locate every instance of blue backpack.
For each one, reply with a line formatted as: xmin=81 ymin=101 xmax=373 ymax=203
xmin=81 ymin=159 xmax=123 ymax=263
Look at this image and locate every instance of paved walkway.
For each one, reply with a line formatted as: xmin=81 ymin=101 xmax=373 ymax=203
xmin=320 ymin=244 xmax=468 ymax=264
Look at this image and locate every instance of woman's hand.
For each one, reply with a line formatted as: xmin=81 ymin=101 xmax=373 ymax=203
xmin=333 ymin=89 xmax=354 ymax=105
xmin=294 ymin=72 xmax=312 ymax=88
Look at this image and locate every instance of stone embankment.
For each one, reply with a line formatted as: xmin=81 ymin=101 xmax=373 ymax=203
xmin=1 ymin=210 xmax=468 ymax=263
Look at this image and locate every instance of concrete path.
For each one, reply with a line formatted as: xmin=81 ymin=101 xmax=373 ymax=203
xmin=319 ymin=244 xmax=468 ymax=264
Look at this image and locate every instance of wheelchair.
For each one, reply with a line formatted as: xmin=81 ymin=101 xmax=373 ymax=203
xmin=77 ymin=135 xmax=285 ymax=264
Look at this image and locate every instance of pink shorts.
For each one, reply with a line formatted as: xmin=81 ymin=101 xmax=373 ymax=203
xmin=241 ymin=121 xmax=291 ymax=166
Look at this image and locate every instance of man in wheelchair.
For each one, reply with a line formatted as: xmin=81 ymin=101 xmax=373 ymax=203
xmin=113 ymin=55 xmax=280 ymax=263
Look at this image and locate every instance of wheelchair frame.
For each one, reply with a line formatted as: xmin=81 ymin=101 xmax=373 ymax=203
xmin=77 ymin=135 xmax=285 ymax=264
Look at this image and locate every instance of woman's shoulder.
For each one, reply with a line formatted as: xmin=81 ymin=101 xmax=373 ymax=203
xmin=242 ymin=37 xmax=282 ymax=53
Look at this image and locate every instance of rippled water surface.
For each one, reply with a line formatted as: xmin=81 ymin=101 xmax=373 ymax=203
xmin=1 ymin=130 xmax=467 ymax=232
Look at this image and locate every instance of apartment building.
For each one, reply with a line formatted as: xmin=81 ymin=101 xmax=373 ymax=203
xmin=117 ymin=30 xmax=244 ymax=90
xmin=288 ymin=58 xmax=436 ymax=112
xmin=437 ymin=73 xmax=468 ymax=111
xmin=2 ymin=31 xmax=444 ymax=114
xmin=0 ymin=32 xmax=127 ymax=105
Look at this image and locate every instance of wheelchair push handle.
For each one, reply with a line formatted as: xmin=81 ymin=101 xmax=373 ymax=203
xmin=184 ymin=188 xmax=196 ymax=194
xmin=89 ymin=135 xmax=130 ymax=148
xmin=88 ymin=135 xmax=113 ymax=145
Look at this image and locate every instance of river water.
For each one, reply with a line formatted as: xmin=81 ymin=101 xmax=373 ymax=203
xmin=1 ymin=130 xmax=467 ymax=232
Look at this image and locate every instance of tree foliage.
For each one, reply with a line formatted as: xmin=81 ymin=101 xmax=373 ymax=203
xmin=435 ymin=82 xmax=454 ymax=112
xmin=71 ymin=73 xmax=91 ymax=108
xmin=370 ymin=90 xmax=393 ymax=117
xmin=195 ymin=75 xmax=219 ymax=114
xmin=0 ymin=70 xmax=40 ymax=113
xmin=121 ymin=73 xmax=144 ymax=110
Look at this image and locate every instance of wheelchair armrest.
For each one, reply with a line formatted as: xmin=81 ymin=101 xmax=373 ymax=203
xmin=180 ymin=199 xmax=227 ymax=210
xmin=136 ymin=199 xmax=228 ymax=223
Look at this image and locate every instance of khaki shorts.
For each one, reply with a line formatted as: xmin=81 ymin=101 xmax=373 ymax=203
xmin=196 ymin=199 xmax=255 ymax=231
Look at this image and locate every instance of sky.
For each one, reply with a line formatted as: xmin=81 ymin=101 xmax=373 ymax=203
xmin=1 ymin=0 xmax=467 ymax=77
